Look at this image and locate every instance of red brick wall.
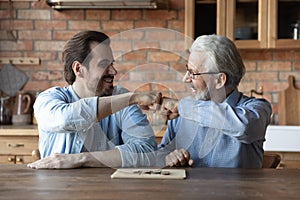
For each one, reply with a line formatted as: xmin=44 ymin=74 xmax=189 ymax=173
xmin=0 ymin=0 xmax=299 ymax=125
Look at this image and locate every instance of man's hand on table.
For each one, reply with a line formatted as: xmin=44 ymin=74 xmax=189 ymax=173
xmin=27 ymin=153 xmax=85 ymax=169
xmin=166 ymin=148 xmax=194 ymax=167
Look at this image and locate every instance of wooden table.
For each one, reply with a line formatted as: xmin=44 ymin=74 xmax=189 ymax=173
xmin=0 ymin=165 xmax=299 ymax=200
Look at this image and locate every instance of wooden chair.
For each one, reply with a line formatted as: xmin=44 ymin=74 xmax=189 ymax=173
xmin=262 ymin=153 xmax=281 ymax=168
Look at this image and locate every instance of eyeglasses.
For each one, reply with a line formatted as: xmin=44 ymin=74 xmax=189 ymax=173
xmin=185 ymin=65 xmax=220 ymax=79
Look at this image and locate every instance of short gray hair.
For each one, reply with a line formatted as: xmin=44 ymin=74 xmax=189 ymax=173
xmin=190 ymin=35 xmax=245 ymax=88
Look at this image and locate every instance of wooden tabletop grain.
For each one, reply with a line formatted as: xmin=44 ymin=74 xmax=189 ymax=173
xmin=0 ymin=164 xmax=299 ymax=200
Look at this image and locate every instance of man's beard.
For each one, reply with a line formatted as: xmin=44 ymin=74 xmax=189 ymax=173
xmin=95 ymin=81 xmax=114 ymax=97
xmin=193 ymin=87 xmax=210 ymax=101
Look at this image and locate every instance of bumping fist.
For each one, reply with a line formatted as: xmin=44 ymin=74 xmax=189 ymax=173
xmin=131 ymin=92 xmax=162 ymax=110
xmin=159 ymin=97 xmax=179 ymax=120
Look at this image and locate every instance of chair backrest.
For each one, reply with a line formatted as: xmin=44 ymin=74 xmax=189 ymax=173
xmin=262 ymin=153 xmax=281 ymax=168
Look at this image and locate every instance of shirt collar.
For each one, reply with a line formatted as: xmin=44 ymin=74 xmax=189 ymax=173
xmin=68 ymin=85 xmax=80 ymax=102
xmin=225 ymin=89 xmax=242 ymax=106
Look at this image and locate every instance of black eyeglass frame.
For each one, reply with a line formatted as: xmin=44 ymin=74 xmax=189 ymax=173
xmin=185 ymin=65 xmax=220 ymax=79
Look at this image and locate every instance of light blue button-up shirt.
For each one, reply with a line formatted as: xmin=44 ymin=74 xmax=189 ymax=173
xmin=158 ymin=90 xmax=272 ymax=168
xmin=34 ymin=85 xmax=157 ymax=167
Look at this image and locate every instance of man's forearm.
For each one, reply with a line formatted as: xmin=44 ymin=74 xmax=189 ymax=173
xmin=81 ymin=148 xmax=122 ymax=168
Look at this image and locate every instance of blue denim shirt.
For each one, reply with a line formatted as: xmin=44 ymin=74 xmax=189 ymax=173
xmin=158 ymin=90 xmax=272 ymax=168
xmin=34 ymin=85 xmax=157 ymax=167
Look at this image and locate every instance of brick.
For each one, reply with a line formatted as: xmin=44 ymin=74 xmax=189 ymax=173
xmin=25 ymin=52 xmax=57 ymax=61
xmin=0 ymin=10 xmax=15 ymax=19
xmin=115 ymin=72 xmax=129 ymax=82
xmin=295 ymin=61 xmax=300 ymax=71
xmin=0 ymin=30 xmax=17 ymax=40
xmin=261 ymin=93 xmax=272 ymax=103
xmin=50 ymin=81 xmax=68 ymax=88
xmin=47 ymin=62 xmax=64 ymax=71
xmin=0 ymin=2 xmax=30 ymax=9
xmin=53 ymin=30 xmax=79 ymax=41
xmin=154 ymin=81 xmax=187 ymax=92
xmin=104 ymin=30 xmax=120 ymax=38
xmin=0 ymin=52 xmax=22 ymax=57
xmin=68 ymin=20 xmax=100 ymax=30
xmin=117 ymin=81 xmax=151 ymax=92
xmin=238 ymin=82 xmax=257 ymax=94
xmin=35 ymin=20 xmax=66 ymax=30
xmin=18 ymin=30 xmax=52 ymax=40
xmin=239 ymin=50 xmax=272 ymax=61
xmin=102 ymin=21 xmax=134 ymax=30
xmin=135 ymin=20 xmax=166 ymax=28
xmin=243 ymin=72 xmax=278 ymax=81
xmin=49 ymin=71 xmax=63 ymax=81
xmin=160 ymin=40 xmax=186 ymax=52
xmin=118 ymin=30 xmax=144 ymax=40
xmin=110 ymin=41 xmax=132 ymax=52
xmin=132 ymin=41 xmax=160 ymax=50
xmin=243 ymin=61 xmax=257 ymax=71
xmin=178 ymin=10 xmax=184 ymax=20
xmin=123 ymin=51 xmax=147 ymax=61
xmin=86 ymin=10 xmax=110 ymax=20
xmin=112 ymin=10 xmax=142 ymax=20
xmin=279 ymin=72 xmax=300 ymax=83
xmin=167 ymin=20 xmax=184 ymax=32
xmin=18 ymin=9 xmax=50 ymax=20
xmin=31 ymin=71 xmax=49 ymax=81
xmin=34 ymin=41 xmax=65 ymax=51
xmin=1 ymin=20 xmax=33 ymax=30
xmin=151 ymin=83 xmax=172 ymax=91
xmin=23 ymin=81 xmax=51 ymax=91
xmin=134 ymin=63 xmax=169 ymax=71
xmin=133 ymin=83 xmax=152 ymax=92
xmin=15 ymin=64 xmax=40 ymax=71
xmin=52 ymin=10 xmax=84 ymax=20
xmin=273 ymin=50 xmax=300 ymax=60
xmin=0 ymin=40 xmax=32 ymax=51
xmin=129 ymin=71 xmax=177 ymax=81
xmin=170 ymin=63 xmax=186 ymax=73
xmin=32 ymin=0 xmax=50 ymax=9
xmin=145 ymin=30 xmax=177 ymax=41
xmin=168 ymin=0 xmax=185 ymax=9
xmin=113 ymin=62 xmax=136 ymax=72
xmin=258 ymin=61 xmax=291 ymax=71
xmin=272 ymin=93 xmax=279 ymax=103
xmin=260 ymin=82 xmax=288 ymax=92
xmin=149 ymin=52 xmax=180 ymax=62
xmin=144 ymin=10 xmax=177 ymax=20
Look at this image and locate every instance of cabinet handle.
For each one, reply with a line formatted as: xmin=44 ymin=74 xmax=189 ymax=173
xmin=16 ymin=157 xmax=23 ymax=162
xmin=8 ymin=157 xmax=15 ymax=162
xmin=31 ymin=149 xmax=40 ymax=159
xmin=8 ymin=143 xmax=25 ymax=148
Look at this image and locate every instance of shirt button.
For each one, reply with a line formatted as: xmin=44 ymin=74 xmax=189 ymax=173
xmin=76 ymin=140 xmax=81 ymax=144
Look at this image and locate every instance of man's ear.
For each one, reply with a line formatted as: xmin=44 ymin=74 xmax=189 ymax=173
xmin=215 ymin=72 xmax=226 ymax=89
xmin=72 ymin=61 xmax=84 ymax=77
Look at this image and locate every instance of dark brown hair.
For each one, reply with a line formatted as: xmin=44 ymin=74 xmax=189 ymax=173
xmin=62 ymin=31 xmax=110 ymax=85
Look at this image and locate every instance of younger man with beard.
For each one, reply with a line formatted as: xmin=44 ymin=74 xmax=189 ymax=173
xmin=157 ymin=35 xmax=272 ymax=168
xmin=27 ymin=31 xmax=161 ymax=169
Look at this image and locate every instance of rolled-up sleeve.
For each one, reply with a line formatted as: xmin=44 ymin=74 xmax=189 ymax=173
xmin=178 ymin=92 xmax=272 ymax=143
xmin=114 ymin=105 xmax=157 ymax=167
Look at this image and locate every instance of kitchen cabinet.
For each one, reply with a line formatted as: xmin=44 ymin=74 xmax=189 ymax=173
xmin=185 ymin=0 xmax=300 ymax=49
xmin=0 ymin=125 xmax=39 ymax=164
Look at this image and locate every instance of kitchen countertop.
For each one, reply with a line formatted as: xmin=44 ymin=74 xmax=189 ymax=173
xmin=0 ymin=125 xmax=38 ymax=136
